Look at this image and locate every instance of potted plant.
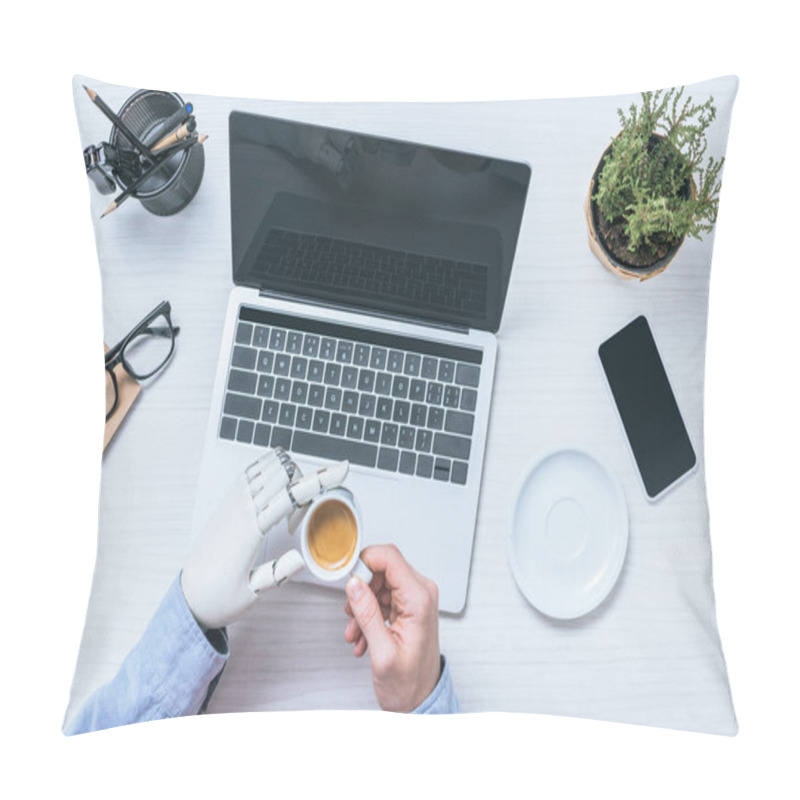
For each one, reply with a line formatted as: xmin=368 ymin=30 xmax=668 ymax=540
xmin=585 ymin=86 xmax=724 ymax=280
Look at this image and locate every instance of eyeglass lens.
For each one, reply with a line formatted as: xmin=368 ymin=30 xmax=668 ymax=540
xmin=122 ymin=313 xmax=176 ymax=378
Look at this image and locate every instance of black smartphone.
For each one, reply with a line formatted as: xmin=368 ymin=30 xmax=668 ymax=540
xmin=599 ymin=316 xmax=696 ymax=500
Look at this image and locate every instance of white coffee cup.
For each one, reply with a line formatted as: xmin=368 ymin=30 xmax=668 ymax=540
xmin=299 ymin=488 xmax=372 ymax=584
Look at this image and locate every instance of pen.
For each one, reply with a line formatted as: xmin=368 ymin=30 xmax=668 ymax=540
xmin=150 ymin=103 xmax=194 ymax=146
xmin=151 ymin=117 xmax=198 ymax=153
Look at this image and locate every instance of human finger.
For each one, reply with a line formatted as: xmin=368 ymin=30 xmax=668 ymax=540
xmin=353 ymin=632 xmax=368 ymax=657
xmin=344 ymin=570 xmax=386 ymax=618
xmin=378 ymin=586 xmax=392 ymax=609
xmin=360 ymin=544 xmax=419 ymax=592
xmin=344 ymin=575 xmax=392 ymax=657
xmin=344 ymin=616 xmax=360 ymax=643
xmin=346 ymin=594 xmax=390 ymax=623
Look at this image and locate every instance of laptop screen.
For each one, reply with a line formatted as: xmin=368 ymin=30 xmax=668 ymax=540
xmin=229 ymin=111 xmax=531 ymax=333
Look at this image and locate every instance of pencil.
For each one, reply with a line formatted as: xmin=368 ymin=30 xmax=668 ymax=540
xmin=150 ymin=104 xmax=193 ymax=148
xmin=101 ymin=134 xmax=208 ymax=218
xmin=83 ymin=86 xmax=157 ymax=165
xmin=150 ymin=118 xmax=198 ymax=153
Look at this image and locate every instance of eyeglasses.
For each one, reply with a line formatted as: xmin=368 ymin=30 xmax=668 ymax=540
xmin=105 ymin=300 xmax=180 ymax=421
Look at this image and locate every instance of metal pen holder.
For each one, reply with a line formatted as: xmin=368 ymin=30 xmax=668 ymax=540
xmin=83 ymin=89 xmax=205 ymax=217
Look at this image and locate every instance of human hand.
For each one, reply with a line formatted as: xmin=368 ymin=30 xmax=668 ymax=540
xmin=182 ymin=448 xmax=348 ymax=630
xmin=343 ymin=544 xmax=441 ymax=712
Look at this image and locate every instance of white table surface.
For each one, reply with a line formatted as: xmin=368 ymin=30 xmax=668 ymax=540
xmin=65 ymin=75 xmax=738 ymax=734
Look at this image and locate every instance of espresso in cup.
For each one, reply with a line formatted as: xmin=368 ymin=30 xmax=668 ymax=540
xmin=306 ymin=499 xmax=359 ymax=571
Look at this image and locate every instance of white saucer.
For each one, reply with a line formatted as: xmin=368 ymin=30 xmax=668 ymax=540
xmin=508 ymin=449 xmax=628 ymax=620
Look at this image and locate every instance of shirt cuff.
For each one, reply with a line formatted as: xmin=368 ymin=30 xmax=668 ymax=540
xmin=411 ymin=655 xmax=461 ymax=714
xmin=142 ymin=575 xmax=230 ymax=718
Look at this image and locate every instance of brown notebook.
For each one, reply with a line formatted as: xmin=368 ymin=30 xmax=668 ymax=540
xmin=103 ymin=346 xmax=140 ymax=451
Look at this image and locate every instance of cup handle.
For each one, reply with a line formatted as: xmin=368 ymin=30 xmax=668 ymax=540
xmin=351 ymin=556 xmax=372 ymax=585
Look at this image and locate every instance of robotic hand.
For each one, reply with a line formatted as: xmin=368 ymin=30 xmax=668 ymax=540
xmin=181 ymin=448 xmax=349 ymax=630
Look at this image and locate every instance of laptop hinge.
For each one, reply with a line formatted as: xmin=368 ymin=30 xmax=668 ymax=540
xmin=257 ymin=289 xmax=471 ymax=335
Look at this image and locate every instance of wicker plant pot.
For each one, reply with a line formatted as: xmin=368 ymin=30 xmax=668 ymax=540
xmin=585 ymin=138 xmax=694 ymax=281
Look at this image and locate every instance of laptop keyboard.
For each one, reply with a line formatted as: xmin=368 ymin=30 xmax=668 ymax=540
xmin=218 ymin=306 xmax=483 ymax=485
xmin=253 ymin=228 xmax=488 ymax=316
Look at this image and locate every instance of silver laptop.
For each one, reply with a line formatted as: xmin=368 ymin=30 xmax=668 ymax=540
xmin=192 ymin=111 xmax=530 ymax=613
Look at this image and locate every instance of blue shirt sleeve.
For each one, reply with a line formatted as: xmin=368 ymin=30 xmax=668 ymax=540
xmin=411 ymin=655 xmax=461 ymax=714
xmin=64 ymin=574 xmax=229 ymax=735
xmin=65 ymin=574 xmax=460 ymax=733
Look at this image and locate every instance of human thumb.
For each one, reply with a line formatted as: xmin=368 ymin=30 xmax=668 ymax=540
xmin=345 ymin=576 xmax=391 ymax=655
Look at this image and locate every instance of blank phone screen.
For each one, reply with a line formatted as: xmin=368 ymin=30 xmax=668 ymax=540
xmin=599 ymin=316 xmax=696 ymax=499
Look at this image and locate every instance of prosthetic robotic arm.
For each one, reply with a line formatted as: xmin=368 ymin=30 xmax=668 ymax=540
xmin=182 ymin=448 xmax=348 ymax=630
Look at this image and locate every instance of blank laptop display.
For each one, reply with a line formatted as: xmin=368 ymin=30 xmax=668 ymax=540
xmin=221 ymin=113 xmax=531 ymax=481
xmin=228 ymin=112 xmax=531 ymax=333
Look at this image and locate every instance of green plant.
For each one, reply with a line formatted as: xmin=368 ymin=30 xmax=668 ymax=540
xmin=592 ymin=87 xmax=724 ymax=264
